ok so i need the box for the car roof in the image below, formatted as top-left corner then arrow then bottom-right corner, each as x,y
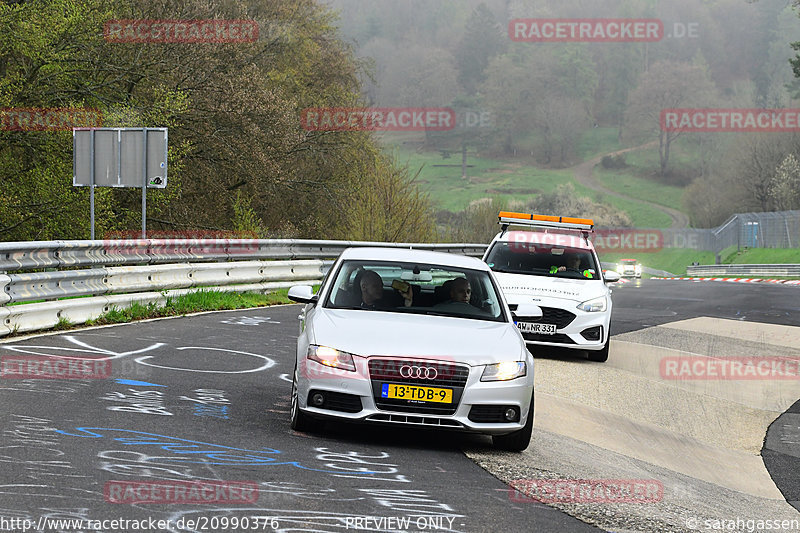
492,230 -> 595,251
339,247 -> 490,270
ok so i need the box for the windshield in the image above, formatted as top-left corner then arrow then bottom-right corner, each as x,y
323,260 -> 507,322
485,241 -> 600,280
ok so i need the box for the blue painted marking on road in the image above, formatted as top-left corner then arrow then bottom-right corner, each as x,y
53,427 -> 378,474
193,404 -> 229,419
114,379 -> 165,387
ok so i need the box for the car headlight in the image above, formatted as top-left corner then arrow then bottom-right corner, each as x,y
576,296 -> 607,312
481,361 -> 526,382
307,345 -> 356,372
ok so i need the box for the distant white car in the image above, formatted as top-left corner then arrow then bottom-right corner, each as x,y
618,258 -> 642,278
482,212 -> 620,362
287,247 -> 540,451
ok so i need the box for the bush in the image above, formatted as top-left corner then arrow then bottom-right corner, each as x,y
601,154 -> 627,169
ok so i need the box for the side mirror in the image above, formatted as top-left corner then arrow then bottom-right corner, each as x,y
511,303 -> 543,320
604,271 -> 621,283
288,285 -> 317,304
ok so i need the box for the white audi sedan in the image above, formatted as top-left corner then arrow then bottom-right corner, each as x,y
287,247 -> 540,451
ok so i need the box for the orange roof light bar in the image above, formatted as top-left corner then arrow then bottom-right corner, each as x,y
498,211 -> 594,230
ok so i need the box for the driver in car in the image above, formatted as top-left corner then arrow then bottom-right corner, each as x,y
550,253 -> 594,279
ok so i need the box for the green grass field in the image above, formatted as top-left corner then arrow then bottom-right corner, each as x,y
383,129 -> 705,230
594,167 -> 685,212
569,180 -> 674,228
576,127 -> 623,160
721,247 -> 800,264
390,146 -> 574,212
390,144 -> 674,228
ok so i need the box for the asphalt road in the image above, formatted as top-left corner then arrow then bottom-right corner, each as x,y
609,278 -> 800,334
0,307 -> 597,533
0,279 -> 797,533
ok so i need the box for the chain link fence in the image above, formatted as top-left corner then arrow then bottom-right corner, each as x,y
710,210 -> 800,252
657,210 -> 800,253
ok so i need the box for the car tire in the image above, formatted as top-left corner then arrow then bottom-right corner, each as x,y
290,364 -> 313,432
588,339 -> 610,363
492,393 -> 534,452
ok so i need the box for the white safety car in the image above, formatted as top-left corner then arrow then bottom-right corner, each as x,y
287,247 -> 540,451
618,258 -> 642,278
482,212 -> 620,362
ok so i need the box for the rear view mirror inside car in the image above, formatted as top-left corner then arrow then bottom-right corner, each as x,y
401,270 -> 433,282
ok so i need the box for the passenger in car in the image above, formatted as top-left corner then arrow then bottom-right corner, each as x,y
448,277 -> 472,303
434,277 -> 473,306
359,270 -> 413,309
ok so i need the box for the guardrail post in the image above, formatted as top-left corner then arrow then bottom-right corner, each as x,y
0,307 -> 10,337
0,275 -> 10,306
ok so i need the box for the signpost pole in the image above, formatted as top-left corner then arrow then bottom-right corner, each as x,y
142,128 -> 148,239
90,129 -> 95,240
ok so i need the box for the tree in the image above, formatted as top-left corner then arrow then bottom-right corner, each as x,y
0,0 -> 436,241
769,154 -> 800,211
533,95 -> 587,165
480,52 -> 539,155
336,155 -> 435,242
454,3 -> 507,95
399,48 -> 460,107
685,132 -> 800,226
625,60 -> 716,177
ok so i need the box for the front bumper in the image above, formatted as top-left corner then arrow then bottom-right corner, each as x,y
508,298 -> 611,351
295,357 -> 534,435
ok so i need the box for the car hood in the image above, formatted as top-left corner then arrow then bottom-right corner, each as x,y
309,308 -> 524,366
493,271 -> 608,304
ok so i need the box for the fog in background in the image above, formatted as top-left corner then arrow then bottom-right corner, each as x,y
323,0 -> 800,228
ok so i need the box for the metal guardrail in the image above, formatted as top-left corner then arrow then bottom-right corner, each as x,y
0,239 -> 487,273
0,260 -> 329,305
0,239 -> 488,337
686,264 -> 800,277
0,260 -> 330,337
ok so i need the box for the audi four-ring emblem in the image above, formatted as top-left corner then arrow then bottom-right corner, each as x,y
399,365 -> 438,379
